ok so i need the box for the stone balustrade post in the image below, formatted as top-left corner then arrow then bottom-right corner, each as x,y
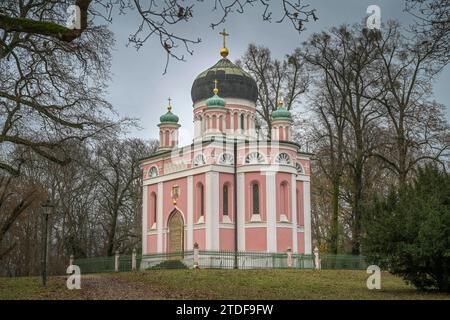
193,242 -> 199,269
286,247 -> 293,267
314,246 -> 321,270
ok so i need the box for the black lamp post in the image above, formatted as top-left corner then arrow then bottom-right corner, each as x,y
41,199 -> 54,286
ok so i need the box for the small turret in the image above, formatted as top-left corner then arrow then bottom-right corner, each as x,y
158,98 -> 180,150
271,99 -> 293,141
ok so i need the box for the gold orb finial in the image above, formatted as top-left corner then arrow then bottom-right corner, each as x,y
167,97 -> 172,112
219,28 -> 230,58
213,79 -> 219,95
278,98 -> 284,108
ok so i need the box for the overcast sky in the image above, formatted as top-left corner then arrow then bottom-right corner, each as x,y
104,0 -> 450,145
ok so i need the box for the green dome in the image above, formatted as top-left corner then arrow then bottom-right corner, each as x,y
206,94 -> 226,108
272,105 -> 292,120
159,111 -> 179,123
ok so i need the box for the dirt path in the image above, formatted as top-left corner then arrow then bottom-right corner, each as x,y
77,274 -> 159,300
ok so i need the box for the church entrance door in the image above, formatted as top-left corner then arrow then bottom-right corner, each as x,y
167,210 -> 184,259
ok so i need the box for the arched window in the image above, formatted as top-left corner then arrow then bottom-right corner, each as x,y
197,183 -> 204,218
252,183 -> 260,215
164,130 -> 170,146
212,114 -> 217,129
151,192 -> 157,226
280,182 -> 289,220
223,184 -> 229,216
296,188 -> 302,226
240,113 -> 245,130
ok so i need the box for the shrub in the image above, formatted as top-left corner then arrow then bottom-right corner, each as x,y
363,165 -> 450,292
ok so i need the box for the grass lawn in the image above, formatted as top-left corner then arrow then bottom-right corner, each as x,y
0,269 -> 449,300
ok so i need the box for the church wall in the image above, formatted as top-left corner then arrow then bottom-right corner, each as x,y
193,229 -> 206,250
296,181 -> 305,226
245,227 -> 267,251
219,228 -> 235,251
297,232 -> 305,254
276,227 -> 292,252
298,159 -> 311,175
147,234 -> 157,253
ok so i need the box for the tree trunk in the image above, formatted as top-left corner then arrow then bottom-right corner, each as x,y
329,177 -> 340,254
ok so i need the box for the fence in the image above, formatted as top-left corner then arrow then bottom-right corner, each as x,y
71,247 -> 368,274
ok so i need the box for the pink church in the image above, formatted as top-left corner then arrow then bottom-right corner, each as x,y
140,35 -> 312,261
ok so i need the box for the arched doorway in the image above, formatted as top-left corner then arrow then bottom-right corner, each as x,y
167,210 -> 184,259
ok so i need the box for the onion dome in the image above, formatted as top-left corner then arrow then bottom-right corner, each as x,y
191,29 -> 258,104
159,98 -> 179,124
272,100 -> 292,120
206,80 -> 226,108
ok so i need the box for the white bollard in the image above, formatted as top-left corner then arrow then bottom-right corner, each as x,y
115,250 -> 120,272
132,248 -> 137,271
69,254 -> 74,266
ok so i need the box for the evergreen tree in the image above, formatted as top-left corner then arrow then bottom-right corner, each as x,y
363,165 -> 450,292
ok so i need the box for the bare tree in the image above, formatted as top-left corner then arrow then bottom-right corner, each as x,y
0,1 -> 129,177
405,0 -> 450,67
237,44 -> 309,138
371,22 -> 450,185
0,176 -> 45,261
91,138 -> 156,256
302,25 -> 384,254
307,84 -> 347,253
0,0 -> 317,74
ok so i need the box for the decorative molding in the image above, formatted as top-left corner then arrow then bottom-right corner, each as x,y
275,153 -> 291,165
148,166 -> 159,178
303,180 -> 312,254
142,185 -> 148,255
218,152 -> 234,165
143,165 -> 234,185
291,173 -> 298,253
237,173 -> 246,250
266,173 -> 277,252
157,182 -> 163,253
250,214 -> 262,222
193,153 -> 206,167
187,175 -> 194,250
245,152 -> 266,164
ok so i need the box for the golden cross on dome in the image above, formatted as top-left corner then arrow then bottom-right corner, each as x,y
167,97 -> 172,112
219,29 -> 229,48
278,98 -> 284,108
219,28 -> 230,58
213,79 -> 219,95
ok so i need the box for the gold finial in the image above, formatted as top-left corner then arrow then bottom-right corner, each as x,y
213,79 -> 219,95
219,28 -> 229,58
167,97 -> 172,112
278,98 -> 284,108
